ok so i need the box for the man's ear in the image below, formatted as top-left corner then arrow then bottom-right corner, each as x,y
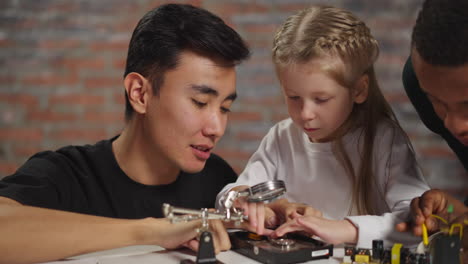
353,74 -> 369,104
124,73 -> 151,115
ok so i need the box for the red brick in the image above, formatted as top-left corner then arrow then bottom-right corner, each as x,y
27,110 -> 78,122
90,41 -> 129,52
48,2 -> 80,12
49,129 -> 107,142
207,2 -> 269,18
0,162 -> 19,177
242,96 -> 284,107
54,57 -> 105,70
114,93 -> 126,105
372,18 -> 415,29
49,94 -> 105,105
272,112 -> 289,123
13,145 -> 42,157
215,149 -> 252,160
0,94 -> 38,106
384,92 -> 409,103
248,74 -> 277,85
246,37 -> 275,49
145,0 -> 174,9
188,0 -> 202,7
0,75 -> 16,84
276,3 -> 313,13
247,57 -> 276,67
16,18 -> 39,29
85,77 -> 122,89
244,24 -> 277,34
0,128 -> 43,141
235,131 -> 265,141
84,111 -> 123,124
22,73 -> 78,86
0,39 -> 13,48
113,58 -> 127,69
113,21 -> 138,33
419,147 -> 458,159
38,39 -> 81,49
229,111 -> 262,122
145,0 -> 201,10
379,54 -> 405,66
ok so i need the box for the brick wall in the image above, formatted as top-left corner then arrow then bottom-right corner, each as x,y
0,0 -> 466,198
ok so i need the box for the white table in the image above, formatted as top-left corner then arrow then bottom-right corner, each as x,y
39,245 -> 344,264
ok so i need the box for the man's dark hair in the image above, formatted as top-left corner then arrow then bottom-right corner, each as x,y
412,0 -> 468,66
123,4 -> 250,120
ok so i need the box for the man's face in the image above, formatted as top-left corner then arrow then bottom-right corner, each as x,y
145,51 -> 236,173
412,48 -> 468,146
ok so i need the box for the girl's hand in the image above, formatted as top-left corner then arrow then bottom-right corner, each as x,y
272,216 -> 358,245
229,186 -> 275,235
268,198 -> 322,223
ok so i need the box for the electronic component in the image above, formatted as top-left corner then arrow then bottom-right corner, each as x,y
163,180 -> 287,264
340,241 -> 431,264
229,231 -> 333,264
431,234 -> 461,264
354,253 -> 370,263
372,239 -> 384,262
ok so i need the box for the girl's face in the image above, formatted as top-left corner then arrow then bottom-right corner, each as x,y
278,60 -> 365,142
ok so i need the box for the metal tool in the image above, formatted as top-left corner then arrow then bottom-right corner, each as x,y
164,180 -> 287,226
162,180 -> 286,264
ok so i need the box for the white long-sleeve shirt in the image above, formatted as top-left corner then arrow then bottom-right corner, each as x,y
218,118 -> 430,248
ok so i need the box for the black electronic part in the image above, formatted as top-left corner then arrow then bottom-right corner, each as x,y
180,231 -> 223,264
381,249 -> 391,264
400,247 -> 411,264
431,234 -> 461,264
196,231 -> 218,263
372,239 -> 384,261
344,245 -> 355,261
356,248 -> 371,256
408,253 -> 430,264
229,231 -> 333,264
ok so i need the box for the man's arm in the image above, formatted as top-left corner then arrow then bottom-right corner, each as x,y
0,197 -> 229,264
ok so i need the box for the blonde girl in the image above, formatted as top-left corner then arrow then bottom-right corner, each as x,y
218,5 -> 429,248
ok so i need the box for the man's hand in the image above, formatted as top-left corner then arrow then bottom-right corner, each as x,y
181,219 -> 231,254
396,189 -> 468,236
145,218 -> 231,254
272,216 -> 357,245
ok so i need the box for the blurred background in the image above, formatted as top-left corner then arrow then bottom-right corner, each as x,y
0,0 -> 466,199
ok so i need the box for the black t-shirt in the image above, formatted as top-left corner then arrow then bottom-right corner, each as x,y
403,57 -> 468,205
0,137 -> 237,218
